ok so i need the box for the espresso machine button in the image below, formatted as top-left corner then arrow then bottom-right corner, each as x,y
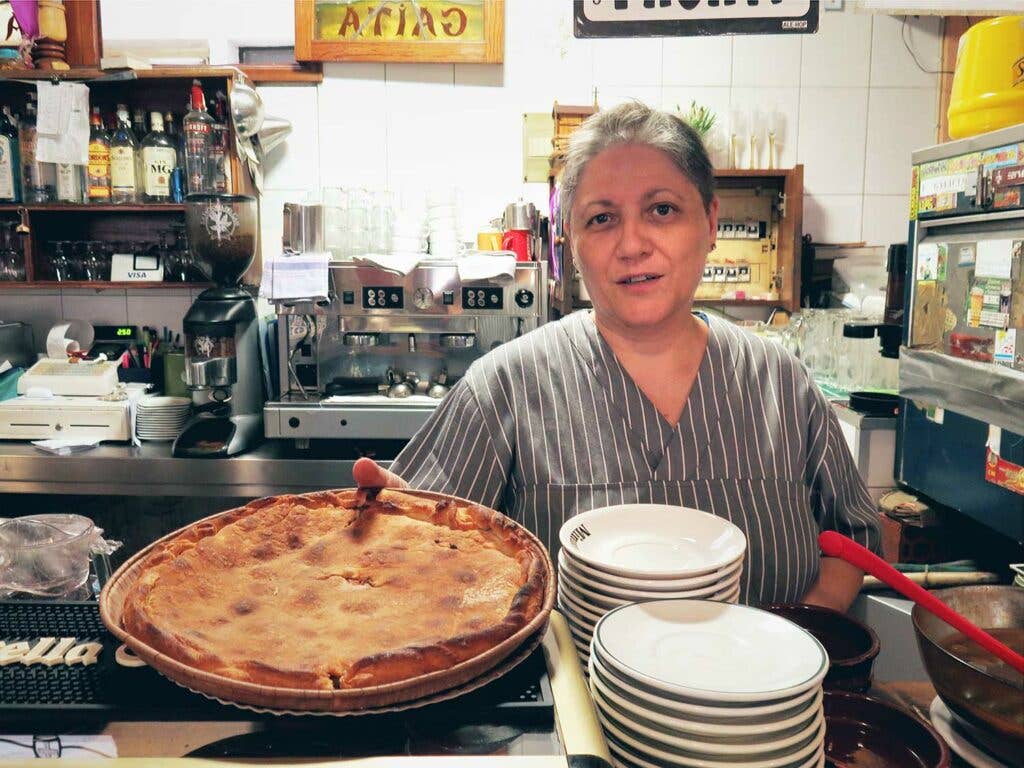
515,289 -> 535,308
342,291 -> 355,305
288,416 -> 301,429
442,291 -> 454,305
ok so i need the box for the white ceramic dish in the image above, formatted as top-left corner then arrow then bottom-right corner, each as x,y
562,574 -> 740,616
590,653 -> 822,721
560,558 -> 742,604
589,664 -> 822,738
606,736 -> 825,768
594,601 -> 828,703
559,504 -> 746,579
560,549 -> 744,594
138,396 -> 191,408
598,708 -> 825,768
594,685 -> 824,756
928,697 -> 1007,768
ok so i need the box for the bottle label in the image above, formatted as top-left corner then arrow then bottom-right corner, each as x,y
110,146 -> 137,192
143,146 -> 176,195
56,163 -> 81,202
0,136 -> 13,199
88,141 -> 111,198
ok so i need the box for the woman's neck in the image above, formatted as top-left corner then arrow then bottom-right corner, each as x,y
594,310 -> 708,367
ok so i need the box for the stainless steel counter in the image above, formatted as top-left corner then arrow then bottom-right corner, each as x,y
0,442 -> 367,497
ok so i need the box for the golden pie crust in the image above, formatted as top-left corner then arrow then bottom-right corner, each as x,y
121,489 -> 548,690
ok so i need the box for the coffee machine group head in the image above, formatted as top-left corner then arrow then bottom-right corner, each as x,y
173,194 -> 265,458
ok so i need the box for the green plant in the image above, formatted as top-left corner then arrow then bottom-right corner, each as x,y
680,100 -> 716,137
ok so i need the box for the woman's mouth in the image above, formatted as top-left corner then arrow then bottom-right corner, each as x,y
617,273 -> 663,286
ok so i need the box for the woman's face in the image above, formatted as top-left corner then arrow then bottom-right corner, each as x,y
568,143 -> 718,336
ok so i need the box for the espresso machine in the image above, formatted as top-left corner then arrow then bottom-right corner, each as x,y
172,194 -> 265,458
264,260 -> 547,449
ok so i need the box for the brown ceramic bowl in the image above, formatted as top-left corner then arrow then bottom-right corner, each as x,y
824,691 -> 950,768
762,603 -> 880,693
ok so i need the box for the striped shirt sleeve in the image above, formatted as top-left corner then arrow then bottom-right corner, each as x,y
804,378 -> 882,554
389,369 -> 513,512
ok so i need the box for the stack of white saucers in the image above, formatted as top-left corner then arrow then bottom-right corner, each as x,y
590,600 -> 828,768
135,396 -> 191,442
557,504 -> 746,664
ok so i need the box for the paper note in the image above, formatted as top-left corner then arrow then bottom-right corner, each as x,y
995,328 -> 1016,367
35,82 -> 90,165
917,243 -> 938,281
975,239 -> 1013,279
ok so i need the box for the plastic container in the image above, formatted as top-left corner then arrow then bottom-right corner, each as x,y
948,15 -> 1024,139
0,514 -> 120,598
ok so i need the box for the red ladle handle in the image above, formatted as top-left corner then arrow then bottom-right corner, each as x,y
819,531 -> 1024,675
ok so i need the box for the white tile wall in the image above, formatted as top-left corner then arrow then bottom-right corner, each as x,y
797,88 -> 869,195
60,289 -> 129,327
125,290 -> 192,342
864,88 -> 938,195
801,8 -> 872,88
869,15 -> 942,89
862,195 -> 913,247
593,38 -> 663,89
663,36 -> 732,87
731,34 -> 801,88
804,195 -> 864,245
0,290 -> 62,353
260,86 -> 321,194
728,87 -> 800,170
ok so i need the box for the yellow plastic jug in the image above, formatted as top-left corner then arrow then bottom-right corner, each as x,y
948,15 -> 1024,139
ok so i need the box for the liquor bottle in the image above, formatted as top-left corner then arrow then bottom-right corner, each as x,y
55,163 -> 87,203
87,106 -> 112,203
131,108 -> 147,143
0,107 -> 22,203
110,104 -> 140,203
164,111 -> 186,202
20,98 -> 56,202
141,111 -> 177,202
210,91 -> 231,193
182,79 -> 214,195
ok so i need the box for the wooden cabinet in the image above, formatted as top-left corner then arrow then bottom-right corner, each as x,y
549,166 -> 804,317
0,67 -> 255,289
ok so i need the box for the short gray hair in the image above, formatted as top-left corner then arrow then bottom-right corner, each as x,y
560,101 -> 716,225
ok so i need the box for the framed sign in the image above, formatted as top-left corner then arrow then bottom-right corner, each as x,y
295,0 -> 504,63
574,0 -> 819,38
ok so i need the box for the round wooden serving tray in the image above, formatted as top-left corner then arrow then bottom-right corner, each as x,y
100,488 -> 555,714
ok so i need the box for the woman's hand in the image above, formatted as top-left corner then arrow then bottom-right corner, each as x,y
352,457 -> 408,490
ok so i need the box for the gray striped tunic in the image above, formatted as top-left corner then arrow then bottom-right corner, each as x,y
392,310 -> 880,605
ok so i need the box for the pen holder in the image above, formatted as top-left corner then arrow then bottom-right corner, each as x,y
162,352 -> 188,397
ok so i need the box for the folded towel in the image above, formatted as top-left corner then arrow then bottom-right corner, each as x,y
352,253 -> 424,276
260,252 -> 331,300
457,252 -> 517,282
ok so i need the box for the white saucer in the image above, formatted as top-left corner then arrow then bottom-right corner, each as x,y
589,653 -> 823,720
594,600 -> 828,702
561,549 -> 744,592
560,557 -> 742,603
559,504 -> 746,578
929,697 -> 1009,768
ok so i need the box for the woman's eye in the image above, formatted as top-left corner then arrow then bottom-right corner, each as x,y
588,212 -> 612,227
653,203 -> 676,217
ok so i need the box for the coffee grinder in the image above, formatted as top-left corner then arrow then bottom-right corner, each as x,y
173,194 -> 264,458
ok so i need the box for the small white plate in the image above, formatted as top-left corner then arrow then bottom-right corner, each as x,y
928,697 -> 1008,768
560,504 -> 746,578
559,587 -> 608,625
590,661 -> 822,738
598,707 -> 825,768
562,574 -> 740,616
590,653 -> 822,721
594,600 -> 828,702
139,395 -> 191,407
561,549 -> 744,594
607,736 -> 825,768
560,560 -> 741,606
594,685 -> 824,756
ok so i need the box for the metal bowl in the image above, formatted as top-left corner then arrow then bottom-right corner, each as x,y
912,586 -> 1024,744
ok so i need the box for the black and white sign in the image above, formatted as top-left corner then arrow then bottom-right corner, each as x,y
574,0 -> 820,38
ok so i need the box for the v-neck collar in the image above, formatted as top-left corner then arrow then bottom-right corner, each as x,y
564,311 -> 726,471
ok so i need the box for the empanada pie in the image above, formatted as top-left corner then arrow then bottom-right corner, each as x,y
121,489 -> 549,690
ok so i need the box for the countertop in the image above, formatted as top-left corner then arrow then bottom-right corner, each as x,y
0,441 -> 364,497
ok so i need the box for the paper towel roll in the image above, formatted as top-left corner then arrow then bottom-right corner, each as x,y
46,320 -> 94,359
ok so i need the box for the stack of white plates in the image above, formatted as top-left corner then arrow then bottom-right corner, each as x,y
135,396 -> 191,442
557,504 -> 746,664
590,600 -> 828,768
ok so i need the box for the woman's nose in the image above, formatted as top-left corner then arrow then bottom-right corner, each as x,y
616,215 -> 651,260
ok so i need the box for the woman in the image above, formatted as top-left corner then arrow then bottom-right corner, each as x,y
354,102 -> 878,611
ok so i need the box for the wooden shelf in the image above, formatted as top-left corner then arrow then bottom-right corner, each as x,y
1,282 -> 212,290
0,66 -> 242,82
0,204 -> 184,213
